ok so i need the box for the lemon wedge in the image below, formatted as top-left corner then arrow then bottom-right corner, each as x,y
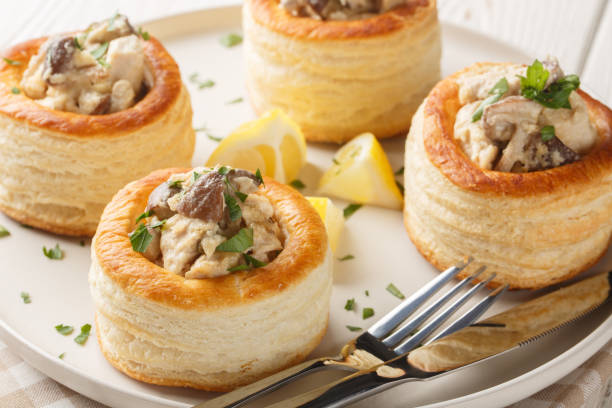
306,196 -> 344,254
318,133 -> 403,209
206,109 -> 307,183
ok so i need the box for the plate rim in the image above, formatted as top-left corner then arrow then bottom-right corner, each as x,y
0,3 -> 610,408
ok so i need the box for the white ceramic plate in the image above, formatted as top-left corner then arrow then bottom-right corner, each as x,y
1,5 -> 611,408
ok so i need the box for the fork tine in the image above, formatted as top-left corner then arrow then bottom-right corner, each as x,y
426,283 -> 509,344
393,273 -> 497,354
382,266 -> 486,347
368,257 -> 473,338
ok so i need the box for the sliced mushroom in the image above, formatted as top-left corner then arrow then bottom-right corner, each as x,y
44,37 -> 75,84
141,223 -> 162,262
542,56 -> 565,88
483,96 -> 543,143
175,171 -> 226,222
146,182 -> 181,220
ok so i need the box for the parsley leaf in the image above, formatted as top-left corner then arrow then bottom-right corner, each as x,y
193,171 -> 202,181
73,36 -> 83,51
0,224 -> 10,237
332,158 -> 340,165
472,77 -> 509,122
338,254 -> 354,261
74,324 -> 91,345
58,352 -> 65,359
20,292 -> 31,304
343,204 -> 362,219
235,191 -> 248,202
129,224 -> 152,253
365,290 -> 370,296
43,244 -> 64,260
344,298 -> 355,311
207,133 -> 223,142
224,192 -> 242,221
346,325 -> 362,332
135,210 -> 152,223
227,263 -> 250,272
55,324 -> 74,335
79,240 -> 85,247
244,253 -> 268,268
216,228 -> 253,252
138,27 -> 150,41
255,169 -> 264,186
289,179 -> 306,190
362,307 -> 375,319
218,166 -> 230,176
386,283 -> 405,300
3,57 -> 21,66
168,179 -> 183,189
188,73 -> 214,89
226,97 -> 243,104
220,33 -> 243,47
90,42 -> 109,60
394,166 -> 404,176
541,125 -> 555,142
396,180 -> 404,195
519,60 -> 579,109
11,87 -> 20,94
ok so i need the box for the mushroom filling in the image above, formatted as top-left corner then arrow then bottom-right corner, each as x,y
130,167 -> 285,279
20,14 -> 152,115
453,57 -> 597,173
280,0 -> 407,20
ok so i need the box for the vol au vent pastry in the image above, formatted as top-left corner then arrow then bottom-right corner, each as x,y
404,58 -> 612,289
0,14 -> 195,236
89,166 -> 332,390
243,0 -> 441,143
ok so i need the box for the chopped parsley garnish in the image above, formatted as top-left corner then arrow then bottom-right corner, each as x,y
235,191 -> 248,202
346,325 -> 362,332
135,210 -> 153,223
362,307 -> 375,319
11,87 -> 20,94
472,77 -> 509,122
138,27 -> 150,41
55,324 -> 74,336
226,97 -> 243,104
188,73 -> 215,89
289,179 -> 306,190
244,253 -> 267,268
541,125 -> 555,142
224,191 -> 242,221
58,353 -> 65,360
96,57 -> 110,68
227,264 -> 250,272
3,57 -> 21,66
365,290 -> 370,296
338,254 -> 354,261
90,42 -> 109,60
168,179 -> 183,188
394,166 -> 404,176
73,36 -> 83,51
207,133 -> 223,142
43,244 -> 64,260
129,224 -> 152,253
386,283 -> 405,300
74,324 -> 91,345
218,166 -> 230,176
79,240 -> 85,247
20,292 -> 31,304
255,168 -> 264,186
220,33 -> 243,47
0,224 -> 10,237
216,228 -> 253,252
343,203 -> 362,219
396,180 -> 404,195
193,171 -> 202,181
344,298 -> 355,311
519,59 -> 580,109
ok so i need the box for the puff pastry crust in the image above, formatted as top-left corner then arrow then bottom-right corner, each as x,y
0,36 -> 195,236
243,0 -> 441,143
404,63 -> 612,289
89,168 -> 332,391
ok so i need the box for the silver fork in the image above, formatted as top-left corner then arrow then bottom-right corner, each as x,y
199,257 -> 508,408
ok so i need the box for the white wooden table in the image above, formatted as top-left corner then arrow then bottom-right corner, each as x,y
0,1 -> 611,407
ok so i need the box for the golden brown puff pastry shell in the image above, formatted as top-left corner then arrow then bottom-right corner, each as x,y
0,36 -> 195,236
243,0 -> 441,143
89,168 -> 332,391
404,63 -> 612,289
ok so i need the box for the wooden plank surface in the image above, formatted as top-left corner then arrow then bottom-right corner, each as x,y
582,0 -> 612,104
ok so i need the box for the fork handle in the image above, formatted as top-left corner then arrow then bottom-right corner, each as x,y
195,357 -> 332,408
267,369 -> 408,408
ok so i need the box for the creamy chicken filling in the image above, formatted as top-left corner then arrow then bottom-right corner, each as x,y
453,58 -> 597,172
20,14 -> 152,115
130,167 -> 285,279
280,0 -> 407,20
